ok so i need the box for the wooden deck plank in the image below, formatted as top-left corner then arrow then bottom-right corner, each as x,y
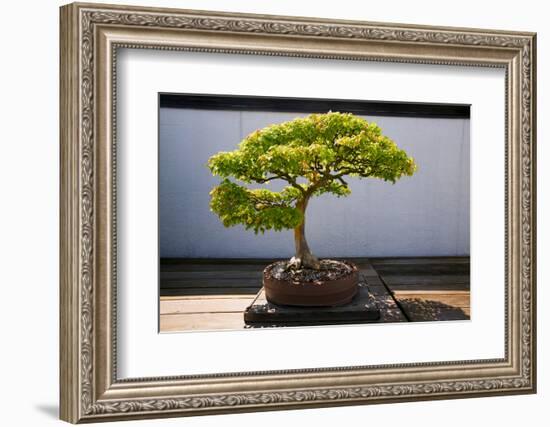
160,312 -> 245,332
161,271 -> 262,280
160,278 -> 262,288
160,258 -> 279,273
160,297 -> 255,315
161,258 -> 279,265
160,287 -> 261,296
373,265 -> 470,276
160,264 -> 270,273
160,294 -> 250,300
385,283 -> 470,291
369,257 -> 470,268
392,289 -> 470,321
398,301 -> 470,321
392,291 -> 470,309
380,275 -> 470,285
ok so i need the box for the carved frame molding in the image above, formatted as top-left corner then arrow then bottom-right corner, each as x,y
60,2 -> 536,423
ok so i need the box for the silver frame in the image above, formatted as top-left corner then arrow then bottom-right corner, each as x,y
60,2 -> 536,423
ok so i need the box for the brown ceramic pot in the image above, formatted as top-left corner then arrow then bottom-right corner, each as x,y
263,261 -> 359,307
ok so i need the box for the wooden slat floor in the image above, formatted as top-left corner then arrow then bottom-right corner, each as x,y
160,257 -> 470,332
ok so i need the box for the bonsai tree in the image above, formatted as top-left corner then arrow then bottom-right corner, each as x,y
208,112 -> 417,270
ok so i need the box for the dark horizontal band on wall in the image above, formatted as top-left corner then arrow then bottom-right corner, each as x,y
159,93 -> 470,119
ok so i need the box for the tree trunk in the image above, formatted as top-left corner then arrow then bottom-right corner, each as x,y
290,196 -> 321,270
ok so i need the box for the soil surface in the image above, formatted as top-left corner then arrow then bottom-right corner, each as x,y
265,259 -> 356,284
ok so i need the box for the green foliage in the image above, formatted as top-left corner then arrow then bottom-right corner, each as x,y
208,112 -> 417,233
209,180 -> 303,233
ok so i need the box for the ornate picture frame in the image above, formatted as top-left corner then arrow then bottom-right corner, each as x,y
60,2 -> 536,423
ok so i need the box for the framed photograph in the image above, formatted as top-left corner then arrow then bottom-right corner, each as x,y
60,2 -> 536,423
158,93 -> 471,332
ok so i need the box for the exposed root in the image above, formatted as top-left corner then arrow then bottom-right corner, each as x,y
288,254 -> 321,270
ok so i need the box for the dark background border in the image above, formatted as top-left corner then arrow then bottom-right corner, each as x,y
160,93 -> 471,119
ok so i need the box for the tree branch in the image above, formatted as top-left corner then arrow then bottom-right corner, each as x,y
336,176 -> 348,186
250,175 -> 283,184
269,170 -> 307,195
248,193 -> 294,209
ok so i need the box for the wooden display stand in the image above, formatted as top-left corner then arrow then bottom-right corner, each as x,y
244,282 -> 380,326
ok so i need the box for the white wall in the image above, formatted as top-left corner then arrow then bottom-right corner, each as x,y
160,108 -> 469,258
0,1 -> 547,427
